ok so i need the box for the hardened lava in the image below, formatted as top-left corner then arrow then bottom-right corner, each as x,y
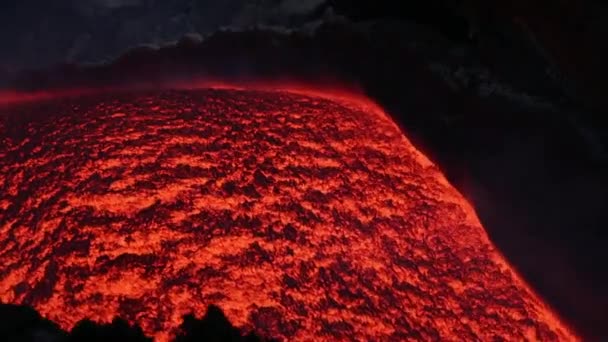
0,86 -> 576,341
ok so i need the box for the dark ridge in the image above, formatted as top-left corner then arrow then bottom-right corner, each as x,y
173,306 -> 265,342
0,302 -> 274,342
67,319 -> 151,342
0,303 -> 66,341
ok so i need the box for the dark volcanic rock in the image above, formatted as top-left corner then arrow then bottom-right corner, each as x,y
0,302 -> 268,342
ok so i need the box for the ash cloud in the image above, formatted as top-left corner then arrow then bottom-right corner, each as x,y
0,0 -> 328,73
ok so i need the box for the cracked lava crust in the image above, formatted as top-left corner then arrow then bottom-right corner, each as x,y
0,87 -> 576,341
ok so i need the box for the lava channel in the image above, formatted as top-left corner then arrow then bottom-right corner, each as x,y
0,85 -> 577,341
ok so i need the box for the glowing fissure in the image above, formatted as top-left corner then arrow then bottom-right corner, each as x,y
0,85 -> 577,341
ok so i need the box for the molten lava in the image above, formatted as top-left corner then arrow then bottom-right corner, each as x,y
0,85 -> 576,341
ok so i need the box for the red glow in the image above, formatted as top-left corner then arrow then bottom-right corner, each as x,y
0,82 -> 578,341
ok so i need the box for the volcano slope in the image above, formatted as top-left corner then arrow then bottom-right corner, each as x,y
0,87 -> 576,341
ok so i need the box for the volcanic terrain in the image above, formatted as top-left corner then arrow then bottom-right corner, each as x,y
0,86 -> 576,341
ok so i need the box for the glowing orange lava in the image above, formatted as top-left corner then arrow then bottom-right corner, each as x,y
0,85 -> 577,341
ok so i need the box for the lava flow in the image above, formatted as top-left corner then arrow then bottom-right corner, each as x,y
0,85 -> 576,341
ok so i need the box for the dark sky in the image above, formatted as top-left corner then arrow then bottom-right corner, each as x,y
0,0 -> 325,74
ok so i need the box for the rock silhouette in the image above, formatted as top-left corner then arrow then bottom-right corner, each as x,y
1,302 -> 268,342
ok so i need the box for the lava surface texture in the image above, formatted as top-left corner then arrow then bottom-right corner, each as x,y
0,87 -> 575,341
